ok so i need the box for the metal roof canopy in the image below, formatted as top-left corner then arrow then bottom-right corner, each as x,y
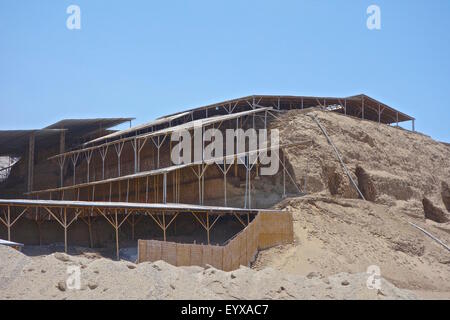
83,113 -> 190,147
163,94 -> 414,122
28,161 -> 194,194
345,94 -> 414,122
48,107 -> 272,160
0,198 -> 282,214
30,141 -> 297,195
79,94 -> 413,150
0,118 -> 134,157
45,118 -> 135,139
0,129 -> 66,157
0,198 -> 285,260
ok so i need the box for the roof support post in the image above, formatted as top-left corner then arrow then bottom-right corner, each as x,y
198,166 -> 202,204
59,130 -> 65,154
7,205 -> 11,241
131,214 -> 135,241
217,159 -> 233,207
162,212 -> 166,241
157,136 -> 160,168
412,119 -> 415,132
57,156 -> 66,188
378,104 -> 381,124
233,212 -> 247,227
145,176 -> 149,203
70,153 -> 79,186
361,97 -> 365,120
150,135 -> 167,169
58,131 -> 65,187
244,156 -> 249,209
115,209 -> 119,260
27,133 -> 35,193
201,172 -> 205,205
94,207 -> 130,261
133,137 -> 138,174
265,110 -> 268,129
163,172 -> 167,204
1,206 -> 28,242
248,165 -> 252,209
114,142 -> 125,177
224,170 -> 227,206
137,138 -> 147,172
85,150 -> 93,183
64,208 -> 67,253
126,179 -> 130,202
87,213 -> 93,248
99,146 -> 108,180
206,212 -> 210,245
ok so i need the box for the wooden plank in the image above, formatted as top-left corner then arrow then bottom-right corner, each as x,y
202,245 -> 213,266
190,244 -> 203,266
161,241 -> 177,266
211,246 -> 223,270
148,240 -> 162,262
176,243 -> 191,266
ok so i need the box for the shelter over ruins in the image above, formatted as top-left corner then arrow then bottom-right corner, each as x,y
0,94 -> 415,260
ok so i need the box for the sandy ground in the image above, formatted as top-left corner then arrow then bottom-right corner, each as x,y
0,245 -> 415,300
253,196 -> 450,299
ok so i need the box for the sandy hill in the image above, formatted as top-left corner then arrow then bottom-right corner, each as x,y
253,109 -> 450,298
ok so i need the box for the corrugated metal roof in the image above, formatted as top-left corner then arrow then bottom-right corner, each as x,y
83,113 -> 189,146
48,107 -> 272,160
0,118 -> 135,157
0,198 -> 283,214
0,129 -> 65,156
46,118 -> 134,140
45,118 -> 134,130
81,94 -> 413,149
149,107 -> 272,137
162,94 -> 415,122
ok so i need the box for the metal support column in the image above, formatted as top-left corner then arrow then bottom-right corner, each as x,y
27,133 -> 35,192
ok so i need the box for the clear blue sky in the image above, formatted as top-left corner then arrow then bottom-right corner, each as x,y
1,0 -> 449,141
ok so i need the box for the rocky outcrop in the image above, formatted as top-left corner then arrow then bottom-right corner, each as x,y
355,166 -> 416,203
323,166 -> 359,199
441,181 -> 450,212
422,197 -> 449,223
